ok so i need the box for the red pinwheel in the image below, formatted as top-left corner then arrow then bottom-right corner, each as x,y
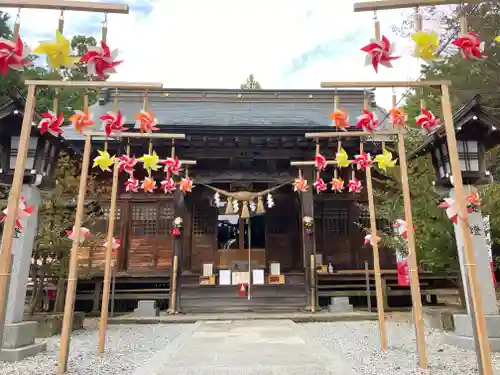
1,196 -> 35,232
103,237 -> 120,255
356,110 -> 381,132
315,154 -> 327,171
38,111 -> 64,137
160,177 -> 177,194
124,177 -> 139,192
100,110 -> 128,136
452,32 -> 486,61
353,152 -> 373,170
313,177 -> 327,194
66,226 -> 91,244
439,198 -> 458,224
81,41 -> 123,79
0,36 -> 32,76
348,178 -> 363,193
361,36 -> 400,73
415,108 -> 440,133
162,156 -> 183,175
117,155 -> 137,175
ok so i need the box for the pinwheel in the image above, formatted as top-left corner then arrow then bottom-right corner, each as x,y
100,110 -> 128,136
180,177 -> 194,194
374,148 -> 397,172
117,155 -> 137,175
452,32 -> 486,61
331,177 -> 344,193
135,109 -> 159,134
0,36 -> 31,75
495,36 -> 500,43
69,110 -> 94,134
103,237 -> 120,255
141,177 -> 156,193
161,177 -> 177,194
360,35 -> 400,73
92,150 -> 115,172
80,40 -> 122,79
38,111 -> 64,137
0,196 -> 35,232
335,147 -> 351,168
293,177 -> 308,193
415,108 -> 440,132
139,151 -> 161,172
348,177 -> 362,193
439,198 -> 458,224
466,191 -> 481,212
162,156 -> 182,175
330,108 -> 351,131
364,233 -> 382,245
393,219 -> 416,239
353,152 -> 372,170
356,110 -> 381,132
66,226 -> 91,244
33,30 -> 80,70
315,154 -> 327,171
313,177 -> 327,194
411,31 -> 439,61
124,177 -> 139,192
390,108 -> 408,129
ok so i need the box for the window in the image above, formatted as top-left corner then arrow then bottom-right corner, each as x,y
218,214 -> 239,249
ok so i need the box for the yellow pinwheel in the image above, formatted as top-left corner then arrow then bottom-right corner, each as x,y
374,148 -> 398,172
411,31 -> 439,61
335,147 -> 351,168
139,151 -> 161,171
92,150 -> 115,172
495,36 -> 500,43
33,30 -> 80,70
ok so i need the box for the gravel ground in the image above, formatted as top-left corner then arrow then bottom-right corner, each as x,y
0,323 -> 189,375
303,321 -> 500,375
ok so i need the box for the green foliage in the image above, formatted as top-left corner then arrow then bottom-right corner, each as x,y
240,74 -> 262,89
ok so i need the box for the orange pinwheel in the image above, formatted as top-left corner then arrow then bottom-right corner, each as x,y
141,177 -> 156,193
135,109 -> 159,134
390,108 -> 408,129
466,191 -> 481,209
69,110 -> 94,134
329,108 -> 351,131
180,177 -> 194,194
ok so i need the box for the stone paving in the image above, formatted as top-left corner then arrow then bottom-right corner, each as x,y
132,319 -> 360,375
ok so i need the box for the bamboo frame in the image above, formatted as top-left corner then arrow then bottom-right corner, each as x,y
98,161 -> 119,355
305,130 -> 400,138
321,80 -> 448,88
0,0 -> 129,13
24,80 -> 163,89
84,131 -> 186,140
353,0 -> 490,12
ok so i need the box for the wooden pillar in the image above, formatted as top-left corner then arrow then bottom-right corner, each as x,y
169,190 -> 185,313
300,166 -> 315,310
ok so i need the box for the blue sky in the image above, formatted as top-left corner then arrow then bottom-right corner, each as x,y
1,0 -> 424,108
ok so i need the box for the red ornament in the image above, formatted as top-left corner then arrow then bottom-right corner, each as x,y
100,110 -> 128,136
172,227 -> 181,237
361,36 -> 400,73
356,110 -> 381,132
81,40 -> 123,79
0,36 -> 31,76
315,154 -> 327,171
38,111 -> 64,137
415,108 -> 440,133
313,177 -> 328,194
452,32 -> 486,61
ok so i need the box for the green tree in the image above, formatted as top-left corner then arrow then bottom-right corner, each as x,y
240,74 -> 262,89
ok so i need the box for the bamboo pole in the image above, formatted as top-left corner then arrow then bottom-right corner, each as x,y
441,83 -> 493,375
0,84 -> 36,347
310,254 -> 316,312
24,80 -> 163,89
170,255 -> 178,312
247,217 -> 252,301
98,161 -> 119,355
353,0 -> 489,12
85,131 -> 186,140
305,130 -> 400,138
320,80 -> 448,88
0,0 -> 129,13
57,135 -> 92,375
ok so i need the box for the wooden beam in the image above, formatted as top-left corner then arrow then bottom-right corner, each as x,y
24,80 -> 162,89
320,80 -> 449,88
305,130 -> 400,138
85,131 -> 185,140
353,0 -> 488,12
0,0 -> 129,14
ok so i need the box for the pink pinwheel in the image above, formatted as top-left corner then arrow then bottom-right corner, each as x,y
0,196 -> 35,232
161,177 -> 177,194
38,111 -> 64,137
439,198 -> 458,224
66,226 -> 91,244
162,156 -> 183,175
452,32 -> 486,61
117,155 -> 137,175
315,154 -> 327,171
364,233 -> 382,245
294,176 -> 308,193
103,237 -> 120,255
415,108 -> 440,133
0,36 -> 32,76
313,177 -> 328,194
361,35 -> 400,73
348,178 -> 363,193
124,177 -> 139,192
353,152 -> 373,170
100,110 -> 128,136
80,41 -> 122,79
356,110 -> 381,132
393,219 -> 416,239
331,177 -> 344,193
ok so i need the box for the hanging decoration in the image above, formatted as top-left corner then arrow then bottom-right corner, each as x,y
81,41 -> 122,79
232,199 -> 240,213
249,200 -> 256,212
139,151 -> 161,172
335,146 -> 351,168
390,107 -> 408,129
315,154 -> 327,171
160,176 -> 176,194
393,219 -> 416,240
172,217 -> 183,237
313,176 -> 328,194
294,170 -> 308,193
415,108 -> 440,133
453,32 -> 486,61
439,198 -> 458,224
466,191 -> 481,212
303,216 -> 314,240
101,110 -> 128,136
330,108 -> 351,131
141,177 -> 156,193
495,35 -> 500,43
0,196 -> 35,233
103,237 -> 120,255
66,226 -> 91,244
331,177 -> 344,193
353,152 -> 373,171
374,147 -> 398,172
0,36 -> 31,76
361,36 -> 400,73
136,109 -> 159,134
412,31 -> 439,61
125,177 -> 139,192
266,193 -> 275,208
38,111 -> 64,137
356,109 -> 381,132
348,176 -> 363,193
33,30 -> 79,70
69,109 -> 94,134
117,155 -> 137,175
163,156 -> 182,176
364,233 -> 382,245
93,150 -> 115,172
214,192 -> 221,207
180,168 -> 194,195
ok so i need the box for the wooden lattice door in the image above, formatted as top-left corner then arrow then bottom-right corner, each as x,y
190,198 -> 216,272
